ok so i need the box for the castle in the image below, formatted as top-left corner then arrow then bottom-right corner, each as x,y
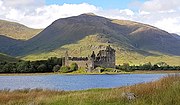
63,45 -> 115,71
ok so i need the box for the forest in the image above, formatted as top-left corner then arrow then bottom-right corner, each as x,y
116,62 -> 180,72
0,57 -> 62,73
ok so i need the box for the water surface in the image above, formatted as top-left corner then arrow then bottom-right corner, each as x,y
0,74 -> 167,91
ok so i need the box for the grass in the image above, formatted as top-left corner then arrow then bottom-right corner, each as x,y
0,70 -> 179,76
0,74 -> 179,105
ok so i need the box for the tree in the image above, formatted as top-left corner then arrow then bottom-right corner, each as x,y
59,66 -> 70,73
9,63 -> 17,73
122,63 -> 131,72
53,65 -> 60,72
70,63 -> 78,71
152,64 -> 159,70
47,57 -> 62,71
2,63 -> 12,73
0,65 -> 3,72
16,61 -> 31,73
37,64 -> 47,72
142,62 -> 152,70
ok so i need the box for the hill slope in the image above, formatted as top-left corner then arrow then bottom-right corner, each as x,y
172,33 -> 180,40
0,53 -> 19,62
16,14 -> 180,55
0,14 -> 180,65
16,14 -> 133,56
0,35 -> 23,55
23,34 -> 180,65
0,20 -> 42,40
111,19 -> 180,55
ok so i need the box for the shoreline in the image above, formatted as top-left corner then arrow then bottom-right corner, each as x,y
0,70 -> 179,76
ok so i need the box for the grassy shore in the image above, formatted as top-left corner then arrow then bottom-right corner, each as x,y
0,74 -> 179,105
129,70 -> 180,74
0,70 -> 179,76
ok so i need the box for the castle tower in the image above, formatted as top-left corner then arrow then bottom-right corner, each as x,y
105,45 -> 116,68
64,51 -> 69,66
93,45 -> 116,68
88,51 -> 96,71
91,51 -> 96,60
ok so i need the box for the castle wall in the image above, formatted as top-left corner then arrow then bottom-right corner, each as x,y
64,57 -> 94,70
63,45 -> 116,70
66,60 -> 89,68
95,59 -> 115,68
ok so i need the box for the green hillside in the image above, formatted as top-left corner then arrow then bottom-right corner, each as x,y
0,20 -> 42,40
0,53 -> 19,62
23,34 -> 180,66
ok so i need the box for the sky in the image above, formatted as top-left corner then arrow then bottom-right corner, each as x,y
0,0 -> 180,35
45,0 -> 145,10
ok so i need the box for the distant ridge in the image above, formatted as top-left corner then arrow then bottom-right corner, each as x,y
0,20 -> 42,40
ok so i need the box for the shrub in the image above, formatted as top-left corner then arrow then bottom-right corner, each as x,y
70,63 -> 78,71
53,65 -> 61,72
104,68 -> 114,72
59,66 -> 70,73
142,62 -> 152,70
37,64 -> 47,72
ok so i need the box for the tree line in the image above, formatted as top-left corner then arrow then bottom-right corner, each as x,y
0,57 -> 179,73
0,57 -> 62,73
116,62 -> 180,72
0,57 -> 79,73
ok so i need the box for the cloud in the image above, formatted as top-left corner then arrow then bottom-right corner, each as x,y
141,0 -> 180,12
95,9 -> 135,21
123,0 -> 180,34
154,17 -> 180,34
33,3 -> 99,28
119,9 -> 134,16
137,0 -> 180,34
139,11 -> 150,15
0,1 -> 99,28
0,0 -> 180,35
2,0 -> 45,9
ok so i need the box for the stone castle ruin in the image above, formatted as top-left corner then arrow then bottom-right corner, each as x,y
63,45 -> 115,71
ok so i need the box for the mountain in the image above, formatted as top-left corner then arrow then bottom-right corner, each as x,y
16,14 -> 134,55
0,20 -> 42,40
16,14 -> 180,55
0,14 -> 180,65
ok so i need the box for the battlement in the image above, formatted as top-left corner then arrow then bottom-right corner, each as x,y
68,57 -> 88,61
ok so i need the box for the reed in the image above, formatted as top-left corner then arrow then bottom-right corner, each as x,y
0,74 -> 179,105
